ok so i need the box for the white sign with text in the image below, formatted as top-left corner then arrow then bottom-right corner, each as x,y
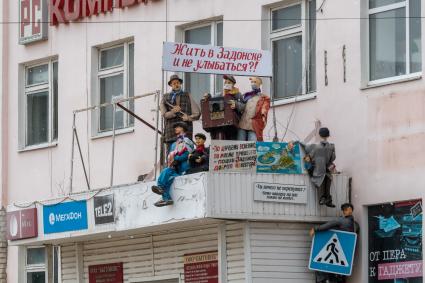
162,42 -> 273,77
254,182 -> 308,204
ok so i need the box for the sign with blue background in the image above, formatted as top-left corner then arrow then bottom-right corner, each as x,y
256,142 -> 303,174
43,201 -> 88,234
309,229 -> 357,276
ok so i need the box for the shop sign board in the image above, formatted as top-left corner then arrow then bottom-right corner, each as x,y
184,251 -> 218,283
94,194 -> 115,225
19,0 -> 48,44
43,200 -> 88,234
162,42 -> 273,77
7,208 -> 38,240
254,182 -> 307,204
89,262 -> 123,283
368,199 -> 423,282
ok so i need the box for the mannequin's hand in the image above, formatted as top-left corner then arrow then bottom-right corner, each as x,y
229,100 -> 236,109
309,228 -> 315,237
182,114 -> 190,121
171,106 -> 181,113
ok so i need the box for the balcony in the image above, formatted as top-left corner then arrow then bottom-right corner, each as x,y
7,172 -> 350,245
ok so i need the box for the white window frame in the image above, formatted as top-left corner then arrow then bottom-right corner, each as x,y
25,246 -> 47,283
268,0 -> 316,101
95,41 -> 134,135
21,59 -> 58,150
183,21 -> 223,95
367,0 -> 422,86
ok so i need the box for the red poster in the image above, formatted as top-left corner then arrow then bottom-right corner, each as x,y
89,263 -> 123,283
184,251 -> 218,283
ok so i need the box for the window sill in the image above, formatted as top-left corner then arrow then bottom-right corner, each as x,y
271,92 -> 317,107
91,127 -> 134,140
363,73 -> 422,90
18,142 -> 58,153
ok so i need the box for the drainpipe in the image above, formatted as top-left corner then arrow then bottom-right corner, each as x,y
1,0 -> 9,209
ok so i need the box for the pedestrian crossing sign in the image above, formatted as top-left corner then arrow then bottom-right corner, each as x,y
309,229 -> 357,276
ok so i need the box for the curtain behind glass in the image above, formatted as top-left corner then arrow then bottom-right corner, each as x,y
100,74 -> 124,132
27,91 -> 49,146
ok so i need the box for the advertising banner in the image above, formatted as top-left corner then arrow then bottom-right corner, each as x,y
209,140 -> 257,172
162,42 -> 273,77
368,199 -> 423,282
256,142 -> 303,174
43,201 -> 88,234
184,251 -> 218,283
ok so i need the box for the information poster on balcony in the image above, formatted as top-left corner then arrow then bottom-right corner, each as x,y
256,142 -> 304,174
368,199 -> 423,283
254,182 -> 307,204
209,140 -> 256,172
184,251 -> 218,283
162,42 -> 273,77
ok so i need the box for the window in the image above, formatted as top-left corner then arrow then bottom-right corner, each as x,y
97,42 -> 134,133
369,0 -> 421,82
184,22 -> 223,101
270,0 -> 316,100
25,247 -> 46,283
24,246 -> 60,283
23,60 -> 58,147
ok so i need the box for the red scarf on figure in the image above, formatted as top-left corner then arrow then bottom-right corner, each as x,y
196,144 -> 206,153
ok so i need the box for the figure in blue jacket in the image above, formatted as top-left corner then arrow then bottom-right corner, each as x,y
152,122 -> 194,207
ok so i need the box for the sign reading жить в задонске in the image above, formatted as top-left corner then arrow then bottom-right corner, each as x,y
254,182 -> 307,204
162,42 -> 273,77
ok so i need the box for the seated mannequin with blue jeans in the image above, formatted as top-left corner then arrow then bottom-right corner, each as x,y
152,122 -> 194,207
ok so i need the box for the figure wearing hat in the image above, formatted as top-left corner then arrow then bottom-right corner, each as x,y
152,122 -> 194,207
203,75 -> 245,140
238,77 -> 270,141
160,75 -> 200,149
290,127 -> 336,207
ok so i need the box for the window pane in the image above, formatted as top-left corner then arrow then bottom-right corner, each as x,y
27,91 -> 49,146
128,43 -> 135,126
369,0 -> 404,9
272,5 -> 302,31
215,22 -> 224,94
100,74 -> 124,132
308,0 -> 317,92
185,25 -> 212,99
185,25 -> 211,45
369,8 -> 406,81
53,62 -> 58,141
27,272 -> 45,283
273,36 -> 303,99
27,64 -> 48,86
27,248 -> 46,265
410,0 -> 421,73
100,46 -> 124,69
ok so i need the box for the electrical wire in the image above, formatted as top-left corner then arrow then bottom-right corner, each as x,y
0,17 -> 424,24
